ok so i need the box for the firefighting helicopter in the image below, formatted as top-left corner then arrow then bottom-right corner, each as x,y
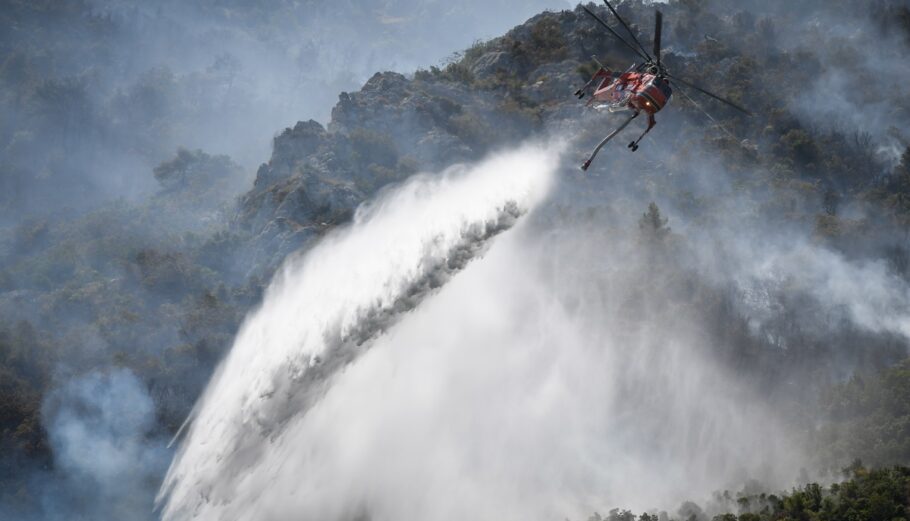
576,0 -> 752,171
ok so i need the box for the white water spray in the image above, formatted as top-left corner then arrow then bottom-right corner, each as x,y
160,141 -> 808,521
158,143 -> 561,520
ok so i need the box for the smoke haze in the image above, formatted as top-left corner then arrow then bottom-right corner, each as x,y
2,0 -> 910,519
37,369 -> 170,520
0,0 -> 570,219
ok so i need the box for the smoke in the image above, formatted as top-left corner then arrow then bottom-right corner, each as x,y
690,0 -> 910,167
5,1 -> 910,519
788,22 -> 910,166
37,368 -> 169,520
691,227 -> 910,341
0,0 -> 572,219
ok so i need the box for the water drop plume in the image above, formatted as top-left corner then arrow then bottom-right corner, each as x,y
158,142 -> 562,520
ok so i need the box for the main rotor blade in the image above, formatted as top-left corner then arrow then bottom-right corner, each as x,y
602,0 -> 652,61
581,5 -> 651,62
653,10 -> 663,66
674,83 -> 740,141
667,73 -> 753,116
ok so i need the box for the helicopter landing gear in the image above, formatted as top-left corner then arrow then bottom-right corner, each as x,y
627,113 -> 656,152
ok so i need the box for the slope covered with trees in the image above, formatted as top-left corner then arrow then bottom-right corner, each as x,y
586,464 -> 910,521
1,0 -> 910,518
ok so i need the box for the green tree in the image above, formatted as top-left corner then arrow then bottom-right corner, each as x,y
639,202 -> 671,242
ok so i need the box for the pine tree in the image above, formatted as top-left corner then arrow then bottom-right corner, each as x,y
638,202 -> 670,241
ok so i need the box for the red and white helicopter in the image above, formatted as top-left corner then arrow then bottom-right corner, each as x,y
576,1 -> 753,171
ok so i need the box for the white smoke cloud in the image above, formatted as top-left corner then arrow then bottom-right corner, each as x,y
674,204 -> 910,344
41,368 -> 169,520
734,241 -> 910,339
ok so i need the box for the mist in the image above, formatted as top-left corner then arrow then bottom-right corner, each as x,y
160,173 -> 809,520
161,126 -> 910,519
11,369 -> 171,521
3,0 -> 910,519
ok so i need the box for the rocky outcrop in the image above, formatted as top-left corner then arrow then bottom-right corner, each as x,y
233,5 -> 656,272
254,120 -> 329,188
470,51 -> 519,80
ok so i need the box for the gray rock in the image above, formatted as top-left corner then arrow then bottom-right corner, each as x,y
417,129 -> 475,165
470,51 -> 518,80
255,120 -> 327,187
523,60 -> 579,104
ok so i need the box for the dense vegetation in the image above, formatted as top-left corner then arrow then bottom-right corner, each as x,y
816,359 -> 910,468
589,463 -> 910,521
0,148 -> 261,508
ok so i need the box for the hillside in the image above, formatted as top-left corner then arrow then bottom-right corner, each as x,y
587,463 -> 910,521
2,0 -> 910,519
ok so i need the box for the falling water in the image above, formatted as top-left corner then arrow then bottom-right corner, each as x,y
158,143 -> 562,520
159,141 -> 806,521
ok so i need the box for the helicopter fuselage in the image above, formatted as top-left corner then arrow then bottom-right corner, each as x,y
590,70 -> 673,116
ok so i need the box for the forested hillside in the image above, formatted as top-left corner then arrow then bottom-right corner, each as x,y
0,0 -> 558,219
586,464 -> 910,521
2,0 -> 910,519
